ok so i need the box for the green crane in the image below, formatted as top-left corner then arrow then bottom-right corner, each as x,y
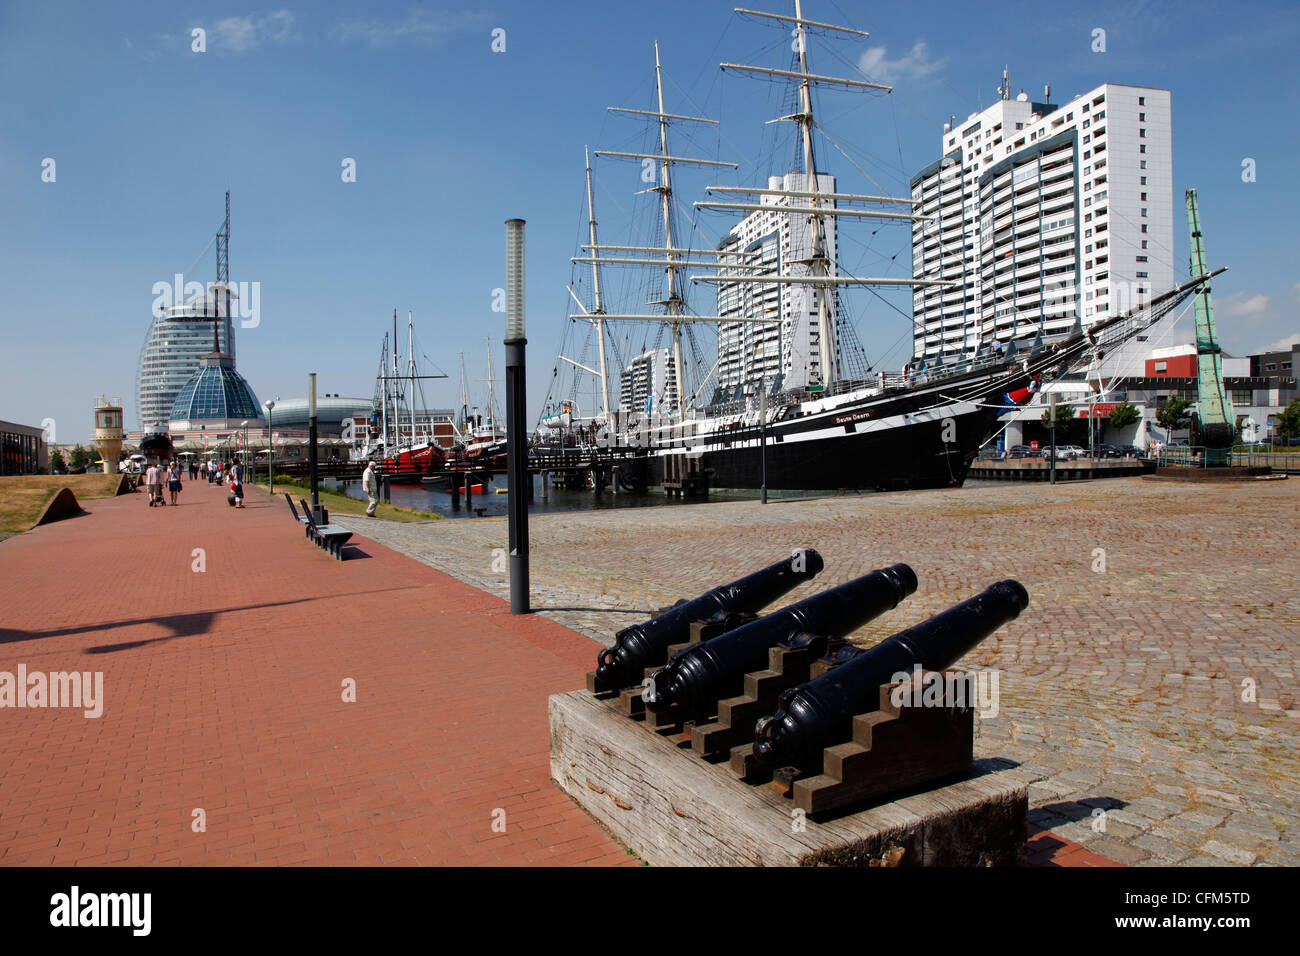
1185,189 -> 1233,464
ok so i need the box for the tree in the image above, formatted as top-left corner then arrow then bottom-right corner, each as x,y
69,444 -> 91,469
49,449 -> 66,473
1107,399 -> 1140,431
1040,405 -> 1085,443
1155,397 -> 1192,441
1277,395 -> 1300,442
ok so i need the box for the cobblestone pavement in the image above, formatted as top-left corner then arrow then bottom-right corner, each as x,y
336,476 -> 1300,867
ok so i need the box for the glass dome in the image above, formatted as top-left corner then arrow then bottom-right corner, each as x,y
170,353 -> 262,422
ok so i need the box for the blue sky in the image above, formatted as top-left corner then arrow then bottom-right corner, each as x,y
2,0 -> 1297,442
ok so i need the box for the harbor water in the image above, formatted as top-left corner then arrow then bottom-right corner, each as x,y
326,474 -> 1008,519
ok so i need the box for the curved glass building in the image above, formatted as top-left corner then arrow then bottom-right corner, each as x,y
137,285 -> 236,428
169,351 -> 263,428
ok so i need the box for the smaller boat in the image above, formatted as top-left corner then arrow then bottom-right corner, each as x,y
138,422 -> 174,463
446,340 -> 507,472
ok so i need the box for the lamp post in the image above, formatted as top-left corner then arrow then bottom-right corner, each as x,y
308,373 -> 322,523
240,421 -> 249,487
759,383 -> 768,505
1049,393 -> 1057,485
266,400 -> 276,495
505,219 -> 530,614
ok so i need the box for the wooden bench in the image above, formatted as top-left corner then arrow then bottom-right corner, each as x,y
298,497 -> 354,560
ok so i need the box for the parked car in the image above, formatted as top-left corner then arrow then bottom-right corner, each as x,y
1043,445 -> 1085,460
1115,445 -> 1141,458
1007,445 -> 1035,459
976,446 -> 1002,460
1093,443 -> 1121,459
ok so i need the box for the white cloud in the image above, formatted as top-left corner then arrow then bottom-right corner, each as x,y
1219,292 -> 1271,318
334,8 -> 493,48
857,41 -> 946,86
212,10 -> 296,53
1258,335 -> 1300,354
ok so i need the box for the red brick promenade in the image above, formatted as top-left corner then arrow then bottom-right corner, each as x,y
0,483 -> 632,865
0,482 -> 1105,866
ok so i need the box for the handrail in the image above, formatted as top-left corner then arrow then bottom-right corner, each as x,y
1156,445 -> 1204,467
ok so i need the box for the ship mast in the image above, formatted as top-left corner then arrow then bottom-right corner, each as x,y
408,310 -> 416,444
653,42 -> 688,414
697,3 -> 954,393
379,334 -> 389,457
572,43 -> 762,416
583,146 -> 611,419
458,352 -> 469,433
392,309 -> 400,451
485,336 -> 498,432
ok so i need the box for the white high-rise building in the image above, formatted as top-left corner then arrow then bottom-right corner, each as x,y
910,81 -> 1173,362
715,171 -> 838,399
620,348 -> 677,415
136,285 -> 237,429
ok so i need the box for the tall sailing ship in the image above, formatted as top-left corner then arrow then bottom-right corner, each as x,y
557,2 -> 1218,492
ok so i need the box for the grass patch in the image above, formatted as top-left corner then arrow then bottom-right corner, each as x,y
0,474 -> 121,535
253,478 -> 441,522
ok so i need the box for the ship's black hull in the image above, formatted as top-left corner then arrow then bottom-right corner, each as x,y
633,360 -> 1038,493
647,403 -> 1003,492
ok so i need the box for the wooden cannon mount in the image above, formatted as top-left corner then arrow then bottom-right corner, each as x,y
586,623 -> 980,818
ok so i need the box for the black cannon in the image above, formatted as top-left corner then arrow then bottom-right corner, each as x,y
752,579 -> 1029,768
642,564 -> 917,716
594,549 -> 825,689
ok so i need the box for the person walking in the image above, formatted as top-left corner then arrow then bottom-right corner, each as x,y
168,460 -> 182,505
230,457 -> 245,509
144,462 -> 159,507
363,460 -> 380,517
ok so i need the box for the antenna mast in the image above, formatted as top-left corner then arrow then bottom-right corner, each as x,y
214,189 -> 231,353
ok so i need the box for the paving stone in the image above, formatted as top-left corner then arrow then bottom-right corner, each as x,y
1213,826 -> 1279,853
1168,810 -> 1230,831
1132,833 -> 1196,863
1200,840 -> 1256,866
1145,824 -> 1205,849
1087,837 -> 1152,865
1053,820 -> 1105,844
